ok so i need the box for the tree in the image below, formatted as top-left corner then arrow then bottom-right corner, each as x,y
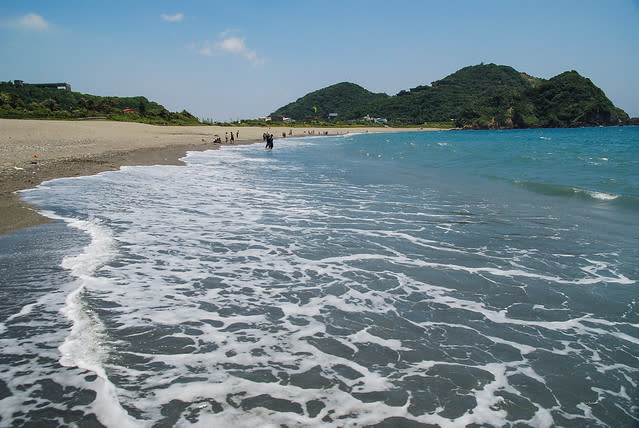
9,93 -> 25,109
42,98 -> 59,111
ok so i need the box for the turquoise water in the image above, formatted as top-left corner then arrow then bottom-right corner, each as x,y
1,127 -> 638,427
334,127 -> 639,204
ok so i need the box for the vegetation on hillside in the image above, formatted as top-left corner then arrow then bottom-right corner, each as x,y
272,82 -> 388,120
3,64 -> 631,129
271,64 -> 629,129
362,64 -> 535,123
0,81 -> 200,125
457,70 -> 629,128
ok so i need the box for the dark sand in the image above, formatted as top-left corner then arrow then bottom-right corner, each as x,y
0,142 -> 220,235
0,119 -> 431,235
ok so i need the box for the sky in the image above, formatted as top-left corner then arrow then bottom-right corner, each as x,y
1,0 -> 638,120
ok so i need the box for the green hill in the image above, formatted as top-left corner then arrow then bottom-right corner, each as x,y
459,70 -> 629,128
0,81 -> 200,125
363,64 -> 536,123
272,82 -> 388,120
271,64 -> 628,128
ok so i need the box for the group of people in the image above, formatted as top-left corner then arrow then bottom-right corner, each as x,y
303,130 -> 330,136
263,132 -> 274,150
212,130 -> 240,145
210,130 -> 277,150
225,130 -> 239,143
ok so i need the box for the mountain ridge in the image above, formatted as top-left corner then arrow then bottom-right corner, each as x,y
272,64 -> 629,129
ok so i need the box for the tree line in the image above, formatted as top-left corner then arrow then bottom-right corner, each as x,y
0,81 -> 200,125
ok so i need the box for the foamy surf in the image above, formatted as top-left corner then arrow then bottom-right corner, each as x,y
54,218 -> 141,427
583,189 -> 618,200
3,127 -> 638,427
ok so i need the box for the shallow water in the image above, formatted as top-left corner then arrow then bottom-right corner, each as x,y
1,127 -> 638,427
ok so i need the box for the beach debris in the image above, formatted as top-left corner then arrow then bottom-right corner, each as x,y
31,154 -> 38,165
13,166 -> 24,170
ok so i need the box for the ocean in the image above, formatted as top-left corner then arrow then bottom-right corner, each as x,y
1,127 -> 638,427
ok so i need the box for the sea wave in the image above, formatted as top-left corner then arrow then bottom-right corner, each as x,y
56,217 -> 141,427
512,180 -> 639,208
7,128 -> 638,427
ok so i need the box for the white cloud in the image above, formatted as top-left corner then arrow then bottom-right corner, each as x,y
197,45 -> 214,56
192,32 -> 264,66
17,13 -> 50,31
215,37 -> 246,54
219,28 -> 239,38
161,13 -> 184,22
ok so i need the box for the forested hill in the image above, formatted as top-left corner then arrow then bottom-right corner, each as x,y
272,82 -> 388,120
0,81 -> 200,125
272,64 -> 629,129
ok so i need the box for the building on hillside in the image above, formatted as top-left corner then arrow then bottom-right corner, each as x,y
363,114 -> 387,123
14,80 -> 71,91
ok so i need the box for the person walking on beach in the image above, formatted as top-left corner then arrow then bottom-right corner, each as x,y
225,132 -> 229,143
230,132 -> 234,144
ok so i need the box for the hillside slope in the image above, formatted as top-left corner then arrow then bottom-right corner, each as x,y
271,64 -> 628,128
272,82 -> 388,120
0,81 -> 200,125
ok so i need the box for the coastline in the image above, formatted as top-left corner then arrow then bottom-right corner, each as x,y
0,119 -> 433,235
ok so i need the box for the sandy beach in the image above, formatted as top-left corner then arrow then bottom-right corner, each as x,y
0,119 -> 431,235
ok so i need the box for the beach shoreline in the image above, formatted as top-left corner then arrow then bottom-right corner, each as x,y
0,141 -> 219,235
1,119 -> 434,235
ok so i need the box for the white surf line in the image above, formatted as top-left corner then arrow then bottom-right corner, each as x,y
56,217 -> 143,427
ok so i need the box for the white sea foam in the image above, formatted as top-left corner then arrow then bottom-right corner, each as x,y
7,132 -> 638,426
55,218 -> 142,427
2,302 -> 38,330
583,189 -> 618,200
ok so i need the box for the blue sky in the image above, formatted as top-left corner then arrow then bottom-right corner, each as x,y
1,1 -> 638,120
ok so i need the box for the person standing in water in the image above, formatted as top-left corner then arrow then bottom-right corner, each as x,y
265,133 -> 274,150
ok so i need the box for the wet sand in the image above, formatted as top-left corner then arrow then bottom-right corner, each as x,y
0,119 -> 431,235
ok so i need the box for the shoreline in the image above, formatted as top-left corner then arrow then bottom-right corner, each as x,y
1,119 -> 434,235
0,142 -> 222,235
